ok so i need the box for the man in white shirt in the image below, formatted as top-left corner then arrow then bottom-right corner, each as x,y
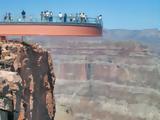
58,12 -> 63,22
98,15 -> 102,24
46,10 -> 50,21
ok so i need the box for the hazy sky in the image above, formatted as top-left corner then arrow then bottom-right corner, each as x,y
0,0 -> 159,29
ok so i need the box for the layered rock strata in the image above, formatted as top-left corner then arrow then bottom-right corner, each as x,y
27,38 -> 160,120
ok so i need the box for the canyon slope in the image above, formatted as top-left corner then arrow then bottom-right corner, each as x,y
23,29 -> 160,120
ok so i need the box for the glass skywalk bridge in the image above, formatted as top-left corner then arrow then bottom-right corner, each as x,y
0,15 -> 102,36
0,15 -> 103,27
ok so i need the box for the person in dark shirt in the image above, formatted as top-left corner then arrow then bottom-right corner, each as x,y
49,11 -> 53,22
4,13 -> 7,22
8,12 -> 11,22
64,13 -> 67,23
21,10 -> 26,20
40,11 -> 44,21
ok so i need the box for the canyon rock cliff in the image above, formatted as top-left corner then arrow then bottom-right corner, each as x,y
25,36 -> 160,120
0,40 -> 56,120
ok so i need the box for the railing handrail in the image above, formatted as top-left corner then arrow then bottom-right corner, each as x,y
0,15 -> 103,27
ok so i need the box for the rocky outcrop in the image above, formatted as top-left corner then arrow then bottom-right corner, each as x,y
0,41 -> 56,120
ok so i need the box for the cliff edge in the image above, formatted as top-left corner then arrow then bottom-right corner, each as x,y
0,40 -> 56,120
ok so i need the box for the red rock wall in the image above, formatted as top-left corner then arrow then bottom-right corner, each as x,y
13,44 -> 56,120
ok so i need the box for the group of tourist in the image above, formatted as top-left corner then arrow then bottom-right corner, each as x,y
3,10 -> 26,22
40,11 -> 102,23
40,10 -> 53,22
40,11 -> 90,23
58,12 -> 102,23
4,12 -> 12,22
57,12 -> 87,23
2,10 -> 102,24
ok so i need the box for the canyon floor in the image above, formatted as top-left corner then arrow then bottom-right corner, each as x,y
18,35 -> 160,120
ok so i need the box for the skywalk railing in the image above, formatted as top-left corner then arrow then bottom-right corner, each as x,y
0,15 -> 103,27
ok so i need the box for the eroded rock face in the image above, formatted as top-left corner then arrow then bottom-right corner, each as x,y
0,41 -> 56,120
